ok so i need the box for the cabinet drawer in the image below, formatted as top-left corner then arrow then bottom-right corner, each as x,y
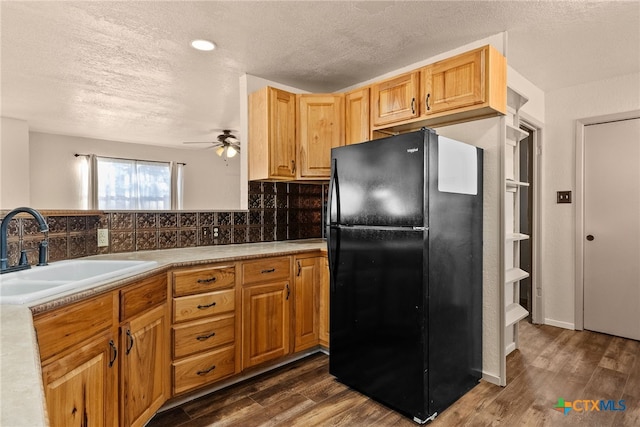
173,289 -> 235,323
172,266 -> 235,297
120,273 -> 167,321
34,292 -> 116,361
172,345 -> 235,395
173,315 -> 235,359
242,257 -> 291,285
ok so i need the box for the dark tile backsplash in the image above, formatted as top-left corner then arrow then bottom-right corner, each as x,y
0,183 -> 326,266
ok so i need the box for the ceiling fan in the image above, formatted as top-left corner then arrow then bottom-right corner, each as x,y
183,129 -> 240,158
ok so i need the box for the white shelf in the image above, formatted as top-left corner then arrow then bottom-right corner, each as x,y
506,124 -> 529,144
505,303 -> 529,327
505,268 -> 529,284
507,233 -> 530,241
507,87 -> 529,112
506,179 -> 530,189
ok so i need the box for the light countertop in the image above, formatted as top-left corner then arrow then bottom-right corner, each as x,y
0,239 -> 327,427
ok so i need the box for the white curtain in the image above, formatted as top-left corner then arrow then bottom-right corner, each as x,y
171,162 -> 185,210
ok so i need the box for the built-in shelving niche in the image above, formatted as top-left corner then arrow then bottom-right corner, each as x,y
503,86 -> 530,358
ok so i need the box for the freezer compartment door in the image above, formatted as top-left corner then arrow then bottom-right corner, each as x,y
329,226 -> 431,420
329,129 -> 433,227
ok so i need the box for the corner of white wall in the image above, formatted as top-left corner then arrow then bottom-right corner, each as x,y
0,117 -> 31,208
542,72 -> 640,329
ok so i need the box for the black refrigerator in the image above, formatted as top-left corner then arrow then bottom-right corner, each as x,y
327,128 -> 483,424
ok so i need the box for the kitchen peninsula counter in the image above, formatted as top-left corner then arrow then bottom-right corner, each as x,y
0,239 -> 326,427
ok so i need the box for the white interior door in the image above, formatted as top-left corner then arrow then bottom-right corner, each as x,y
583,118 -> 640,340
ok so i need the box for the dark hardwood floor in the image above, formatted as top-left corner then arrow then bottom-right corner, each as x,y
148,322 -> 640,426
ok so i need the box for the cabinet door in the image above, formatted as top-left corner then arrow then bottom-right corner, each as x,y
319,256 -> 330,348
249,87 -> 296,180
120,305 -> 167,427
41,331 -> 118,427
269,88 -> 297,178
293,256 -> 320,352
242,281 -> 291,368
371,71 -> 419,126
345,87 -> 370,145
297,94 -> 345,179
421,47 -> 485,115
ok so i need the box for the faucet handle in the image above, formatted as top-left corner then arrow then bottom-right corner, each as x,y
38,240 -> 48,266
19,250 -> 29,266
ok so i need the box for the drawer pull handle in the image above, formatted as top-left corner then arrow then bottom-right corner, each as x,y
197,364 -> 216,376
197,301 -> 217,310
261,268 -> 276,274
196,332 -> 216,341
197,277 -> 217,284
108,340 -> 117,368
125,329 -> 134,355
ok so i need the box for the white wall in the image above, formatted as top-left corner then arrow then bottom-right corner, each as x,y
438,117 -> 503,384
0,117 -> 30,208
543,72 -> 640,328
29,132 -> 241,210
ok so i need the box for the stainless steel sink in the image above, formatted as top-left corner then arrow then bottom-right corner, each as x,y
0,259 -> 158,304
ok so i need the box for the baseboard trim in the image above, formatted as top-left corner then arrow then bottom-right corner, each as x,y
482,371 -> 501,386
544,318 -> 575,330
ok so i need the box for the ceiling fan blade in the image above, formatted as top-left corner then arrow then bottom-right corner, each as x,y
183,141 -> 214,144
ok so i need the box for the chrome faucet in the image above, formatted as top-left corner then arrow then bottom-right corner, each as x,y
0,207 -> 49,274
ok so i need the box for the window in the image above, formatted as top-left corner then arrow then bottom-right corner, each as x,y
85,156 -> 183,210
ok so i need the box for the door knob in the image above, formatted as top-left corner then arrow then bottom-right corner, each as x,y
586,235 -> 595,241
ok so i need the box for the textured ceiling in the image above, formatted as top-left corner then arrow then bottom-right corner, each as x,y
1,1 -> 639,147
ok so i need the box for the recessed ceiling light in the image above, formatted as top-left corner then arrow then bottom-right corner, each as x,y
191,39 -> 216,51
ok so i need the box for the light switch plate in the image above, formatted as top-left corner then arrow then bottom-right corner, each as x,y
97,229 -> 109,247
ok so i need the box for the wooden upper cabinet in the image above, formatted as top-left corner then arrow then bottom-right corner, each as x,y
371,71 -> 420,127
249,86 -> 297,180
421,45 -> 506,118
345,87 -> 370,145
296,93 -> 345,179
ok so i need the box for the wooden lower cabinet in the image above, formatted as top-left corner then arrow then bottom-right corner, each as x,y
242,281 -> 291,368
171,263 -> 239,396
173,345 -> 236,395
40,329 -> 118,427
35,274 -> 168,427
34,253 -> 329,425
120,305 -> 167,427
293,255 -> 320,352
319,255 -> 330,348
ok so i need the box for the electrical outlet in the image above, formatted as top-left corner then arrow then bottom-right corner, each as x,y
557,191 -> 572,204
97,229 -> 109,247
213,227 -> 219,237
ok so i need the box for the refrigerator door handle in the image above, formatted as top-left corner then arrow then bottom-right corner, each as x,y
412,226 -> 429,231
327,158 -> 339,225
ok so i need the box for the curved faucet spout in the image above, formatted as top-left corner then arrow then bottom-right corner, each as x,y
1,207 -> 49,271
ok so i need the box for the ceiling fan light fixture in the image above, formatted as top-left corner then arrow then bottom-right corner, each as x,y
191,39 -> 216,51
215,146 -> 225,157
226,146 -> 238,158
